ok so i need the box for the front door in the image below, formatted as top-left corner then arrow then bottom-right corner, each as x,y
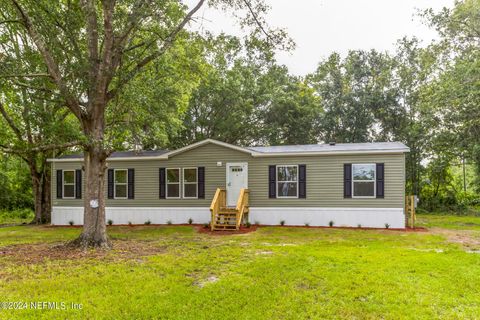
226,162 -> 248,207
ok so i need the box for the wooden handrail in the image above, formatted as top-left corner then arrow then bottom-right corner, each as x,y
236,188 -> 249,229
210,188 -> 225,231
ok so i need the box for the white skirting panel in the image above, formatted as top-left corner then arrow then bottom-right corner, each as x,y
51,207 -> 211,226
52,206 -> 405,229
248,207 -> 405,229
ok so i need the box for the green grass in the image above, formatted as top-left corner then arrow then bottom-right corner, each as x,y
1,216 -> 480,319
0,209 -> 33,225
417,213 -> 480,230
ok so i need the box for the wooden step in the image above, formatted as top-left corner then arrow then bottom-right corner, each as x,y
213,225 -> 238,230
218,211 -> 237,215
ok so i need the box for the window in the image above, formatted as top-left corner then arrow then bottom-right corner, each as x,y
183,168 -> 198,198
114,169 -> 128,199
63,170 -> 75,199
166,168 -> 180,198
277,165 -> 298,198
352,164 -> 376,198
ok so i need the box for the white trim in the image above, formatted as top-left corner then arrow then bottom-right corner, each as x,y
62,170 -> 76,199
114,169 -> 128,200
276,165 -> 299,198
352,163 -> 376,199
165,139 -> 254,158
47,139 -> 410,162
182,167 -> 198,199
166,168 -> 181,199
249,207 -> 405,229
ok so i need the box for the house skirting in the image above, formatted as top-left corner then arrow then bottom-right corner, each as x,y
52,206 -> 405,229
249,207 -> 405,229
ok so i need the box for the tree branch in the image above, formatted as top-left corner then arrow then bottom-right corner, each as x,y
11,0 -> 83,121
0,141 -> 83,154
107,0 -> 206,100
0,73 -> 51,78
242,0 -> 273,43
0,101 -> 24,141
80,0 -> 99,98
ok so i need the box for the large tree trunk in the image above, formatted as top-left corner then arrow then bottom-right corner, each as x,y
41,169 -> 51,223
28,159 -> 52,224
70,110 -> 111,249
30,169 -> 43,224
69,146 -> 110,248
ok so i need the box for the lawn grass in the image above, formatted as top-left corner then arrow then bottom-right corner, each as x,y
1,217 -> 480,319
416,213 -> 480,230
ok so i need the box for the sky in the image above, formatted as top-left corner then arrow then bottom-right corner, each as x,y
185,0 -> 454,75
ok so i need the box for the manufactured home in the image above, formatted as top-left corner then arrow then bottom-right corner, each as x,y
48,139 -> 409,229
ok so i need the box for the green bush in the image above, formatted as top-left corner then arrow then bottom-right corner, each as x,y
0,209 -> 34,224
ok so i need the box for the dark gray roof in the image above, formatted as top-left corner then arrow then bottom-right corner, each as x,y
58,150 -> 168,159
248,142 -> 409,154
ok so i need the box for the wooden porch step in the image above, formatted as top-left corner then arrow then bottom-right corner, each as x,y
213,225 -> 238,230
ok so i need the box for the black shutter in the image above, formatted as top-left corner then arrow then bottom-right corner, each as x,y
376,163 -> 384,198
344,164 -> 352,198
299,164 -> 306,198
107,169 -> 114,199
128,168 -> 135,199
159,168 -> 166,199
198,167 -> 205,199
75,169 -> 82,199
56,170 -> 63,199
268,165 -> 276,198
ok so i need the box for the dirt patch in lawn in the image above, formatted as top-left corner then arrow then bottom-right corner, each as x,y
196,225 -> 258,235
0,239 -> 167,265
430,228 -> 480,250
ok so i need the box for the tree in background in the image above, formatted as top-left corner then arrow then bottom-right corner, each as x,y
173,34 -> 318,147
420,0 -> 480,192
308,50 -> 398,143
0,23 -> 81,222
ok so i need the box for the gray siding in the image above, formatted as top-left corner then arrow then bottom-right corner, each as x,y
52,142 -> 405,208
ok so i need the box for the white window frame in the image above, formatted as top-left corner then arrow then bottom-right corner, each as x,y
114,169 -> 128,200
62,170 -> 76,199
166,168 -> 181,199
182,167 -> 198,199
352,163 -> 376,199
276,165 -> 299,199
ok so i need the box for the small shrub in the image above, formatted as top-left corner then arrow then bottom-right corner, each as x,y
305,223 -> 310,227
145,220 -> 151,225
280,220 -> 285,226
203,223 -> 209,229
357,224 -> 362,228
254,221 -> 260,225
18,209 -> 31,219
68,220 -> 74,226
385,223 -> 390,229
188,218 -> 193,225
167,220 -> 172,225
107,219 -> 113,226
246,222 -> 251,228
128,221 -> 132,226
329,220 -> 334,227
